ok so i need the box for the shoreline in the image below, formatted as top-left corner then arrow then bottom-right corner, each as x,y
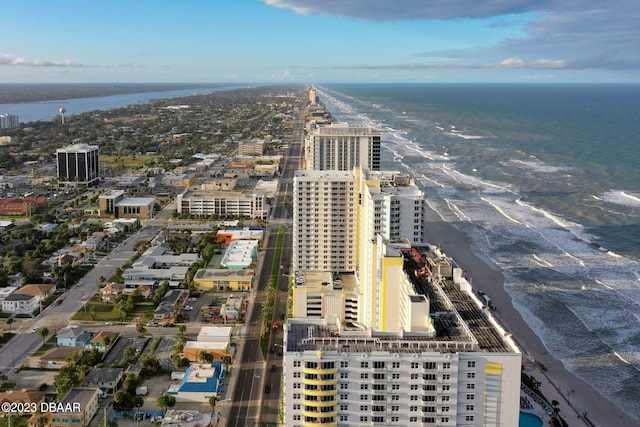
422,206 -> 640,427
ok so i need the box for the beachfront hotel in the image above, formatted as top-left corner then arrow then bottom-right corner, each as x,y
304,122 -> 381,171
286,165 -> 522,425
292,168 -> 425,273
283,240 -> 521,426
56,143 -> 100,186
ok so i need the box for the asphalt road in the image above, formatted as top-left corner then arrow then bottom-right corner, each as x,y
226,101 -> 304,426
0,203 -> 171,374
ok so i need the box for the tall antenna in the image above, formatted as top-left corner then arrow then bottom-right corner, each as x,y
59,107 -> 66,124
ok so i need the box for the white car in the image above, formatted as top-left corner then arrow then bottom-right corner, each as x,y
184,306 -> 193,311
188,297 -> 197,302
81,295 -> 87,300
32,327 -> 39,333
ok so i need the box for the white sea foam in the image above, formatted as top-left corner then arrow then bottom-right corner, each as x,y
509,159 -> 568,173
601,190 -> 640,208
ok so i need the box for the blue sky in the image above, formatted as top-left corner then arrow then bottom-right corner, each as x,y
1,0 -> 638,83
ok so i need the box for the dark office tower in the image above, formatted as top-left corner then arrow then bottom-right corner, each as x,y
56,144 -> 100,186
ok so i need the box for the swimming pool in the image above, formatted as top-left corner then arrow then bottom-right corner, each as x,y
520,412 -> 544,427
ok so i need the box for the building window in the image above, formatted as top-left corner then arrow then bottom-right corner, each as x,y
465,415 -> 474,421
466,394 -> 475,400
360,395 -> 368,401
467,361 -> 476,368
411,362 -> 419,369
466,404 -> 475,411
361,362 -> 369,368
442,363 -> 451,369
360,384 -> 368,390
466,384 -> 475,390
361,373 -> 369,379
467,372 -> 475,379
341,361 -> 349,368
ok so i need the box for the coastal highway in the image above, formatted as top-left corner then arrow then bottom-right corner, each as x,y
226,101 -> 304,426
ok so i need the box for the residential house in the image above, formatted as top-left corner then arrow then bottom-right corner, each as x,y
100,282 -> 126,303
0,388 -> 46,415
89,331 -> 118,352
37,347 -> 83,369
57,326 -> 93,348
84,368 -> 123,394
13,283 -> 57,302
154,289 -> 189,321
2,294 -> 38,315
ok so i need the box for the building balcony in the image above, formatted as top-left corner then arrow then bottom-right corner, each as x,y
302,388 -> 338,397
302,398 -> 337,407
302,421 -> 337,427
302,377 -> 338,386
303,367 -> 338,375
302,410 -> 338,419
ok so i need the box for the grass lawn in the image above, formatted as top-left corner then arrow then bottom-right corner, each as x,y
100,154 -> 155,169
71,299 -> 156,322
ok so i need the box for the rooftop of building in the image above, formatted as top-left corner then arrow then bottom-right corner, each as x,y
293,271 -> 359,295
116,197 -> 156,206
286,244 -> 516,355
194,269 -> 254,279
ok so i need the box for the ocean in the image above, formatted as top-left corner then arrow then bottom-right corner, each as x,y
315,83 -> 640,420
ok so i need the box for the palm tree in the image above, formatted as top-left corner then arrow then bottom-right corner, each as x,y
208,395 -> 218,414
38,326 -> 49,345
5,317 -> 13,332
124,345 -> 137,361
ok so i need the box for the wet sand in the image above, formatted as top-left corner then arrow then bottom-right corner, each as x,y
423,206 -> 640,427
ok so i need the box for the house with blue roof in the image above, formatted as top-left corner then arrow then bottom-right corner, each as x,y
57,326 -> 93,348
167,362 -> 225,402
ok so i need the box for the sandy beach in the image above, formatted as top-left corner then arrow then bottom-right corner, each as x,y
423,207 -> 640,427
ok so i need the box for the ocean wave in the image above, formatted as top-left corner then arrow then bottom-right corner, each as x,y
509,159 -> 569,174
601,190 -> 640,208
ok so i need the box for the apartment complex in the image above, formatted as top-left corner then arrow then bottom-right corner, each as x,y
287,156 -> 521,425
0,113 -> 19,128
56,144 -> 100,186
237,138 -> 265,156
176,189 -> 268,219
283,242 -> 522,426
292,168 -> 424,273
305,123 -> 381,171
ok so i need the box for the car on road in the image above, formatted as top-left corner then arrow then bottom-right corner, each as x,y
105,321 -> 114,325
271,364 -> 277,373
184,306 -> 193,311
32,327 -> 39,333
81,295 -> 87,300
56,299 -> 64,305
146,322 -> 159,327
264,384 -> 271,393
188,297 -> 197,302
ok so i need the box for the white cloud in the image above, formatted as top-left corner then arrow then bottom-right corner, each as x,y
0,54 -> 83,67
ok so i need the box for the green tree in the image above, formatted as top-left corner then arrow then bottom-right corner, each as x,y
124,345 -> 137,361
114,390 -> 134,410
5,317 -> 13,331
38,326 -> 49,345
123,373 -> 142,393
199,351 -> 214,364
156,393 -> 176,414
